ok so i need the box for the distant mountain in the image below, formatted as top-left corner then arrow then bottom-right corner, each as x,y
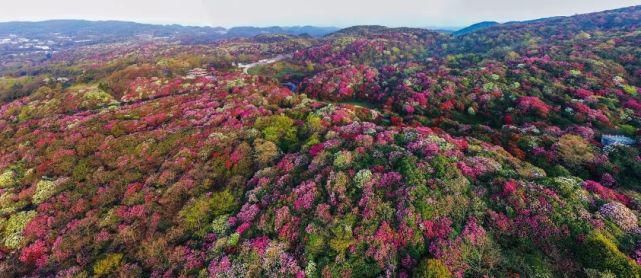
0,20 -> 338,43
328,25 -> 390,36
456,5 -> 641,38
0,20 -> 225,40
424,25 -> 462,33
448,5 -> 641,54
453,21 -> 499,36
227,26 -> 339,37
327,25 -> 439,38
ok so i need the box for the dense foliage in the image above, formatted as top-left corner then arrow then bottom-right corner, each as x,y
1,5 -> 641,277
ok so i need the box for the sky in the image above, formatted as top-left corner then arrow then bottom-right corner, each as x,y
0,0 -> 640,28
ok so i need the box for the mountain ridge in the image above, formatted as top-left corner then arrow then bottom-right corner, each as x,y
0,19 -> 340,39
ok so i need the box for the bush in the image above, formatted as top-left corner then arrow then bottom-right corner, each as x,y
93,253 -> 123,277
514,251 -> 555,278
32,179 -> 58,204
431,155 -> 452,179
598,202 -> 638,232
585,268 -> 616,278
577,231 -> 641,277
608,146 -> 641,190
2,210 -> 37,249
333,151 -> 354,170
397,156 -> 426,187
414,259 -> 452,278
210,215 -> 230,236
619,125 -> 637,137
253,139 -> 280,166
254,115 -> 298,150
306,114 -> 324,133
354,169 -> 373,188
306,233 -> 327,258
557,134 -> 595,169
0,170 -> 16,188
622,85 -> 638,96
329,218 -> 355,258
179,190 -> 236,234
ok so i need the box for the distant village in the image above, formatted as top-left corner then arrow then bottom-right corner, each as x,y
0,34 -> 65,56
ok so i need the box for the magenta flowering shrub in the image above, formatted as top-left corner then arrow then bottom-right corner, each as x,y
517,96 -> 551,117
583,180 -> 631,206
302,65 -> 378,101
292,180 -> 318,211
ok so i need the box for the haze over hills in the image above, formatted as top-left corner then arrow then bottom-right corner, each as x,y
3,3 -> 640,46
1,4 -> 641,277
0,20 -> 339,39
0,20 -> 339,66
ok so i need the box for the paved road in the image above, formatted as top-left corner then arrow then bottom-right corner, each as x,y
237,54 -> 292,74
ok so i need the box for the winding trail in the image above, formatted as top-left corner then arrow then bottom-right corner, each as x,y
237,54 -> 292,74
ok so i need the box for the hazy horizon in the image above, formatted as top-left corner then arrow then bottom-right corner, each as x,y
0,0 -> 640,28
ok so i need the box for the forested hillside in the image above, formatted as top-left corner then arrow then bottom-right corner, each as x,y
0,6 -> 640,277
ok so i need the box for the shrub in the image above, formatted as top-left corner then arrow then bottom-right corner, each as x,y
414,259 -> 452,278
179,190 -> 236,234
557,134 -> 595,168
180,196 -> 212,231
253,139 -> 280,166
32,179 -> 58,204
72,159 -> 92,181
306,233 -> 327,258
354,169 -> 373,188
0,170 -> 16,188
577,231 -> 641,277
227,233 -> 240,246
517,96 -> 551,117
306,114 -> 324,133
211,215 -> 230,236
2,210 -> 37,249
432,155 -> 453,179
583,180 -> 631,205
19,239 -> 48,267
333,151 -> 354,170
329,219 -> 355,258
93,253 -> 123,277
79,85 -> 115,109
599,202 -> 638,232
584,268 -> 616,278
607,146 -> 641,190
515,251 -> 555,278
305,261 -> 318,277
619,125 -> 637,137
254,115 -> 298,149
397,156 -> 426,187
622,85 -> 638,96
